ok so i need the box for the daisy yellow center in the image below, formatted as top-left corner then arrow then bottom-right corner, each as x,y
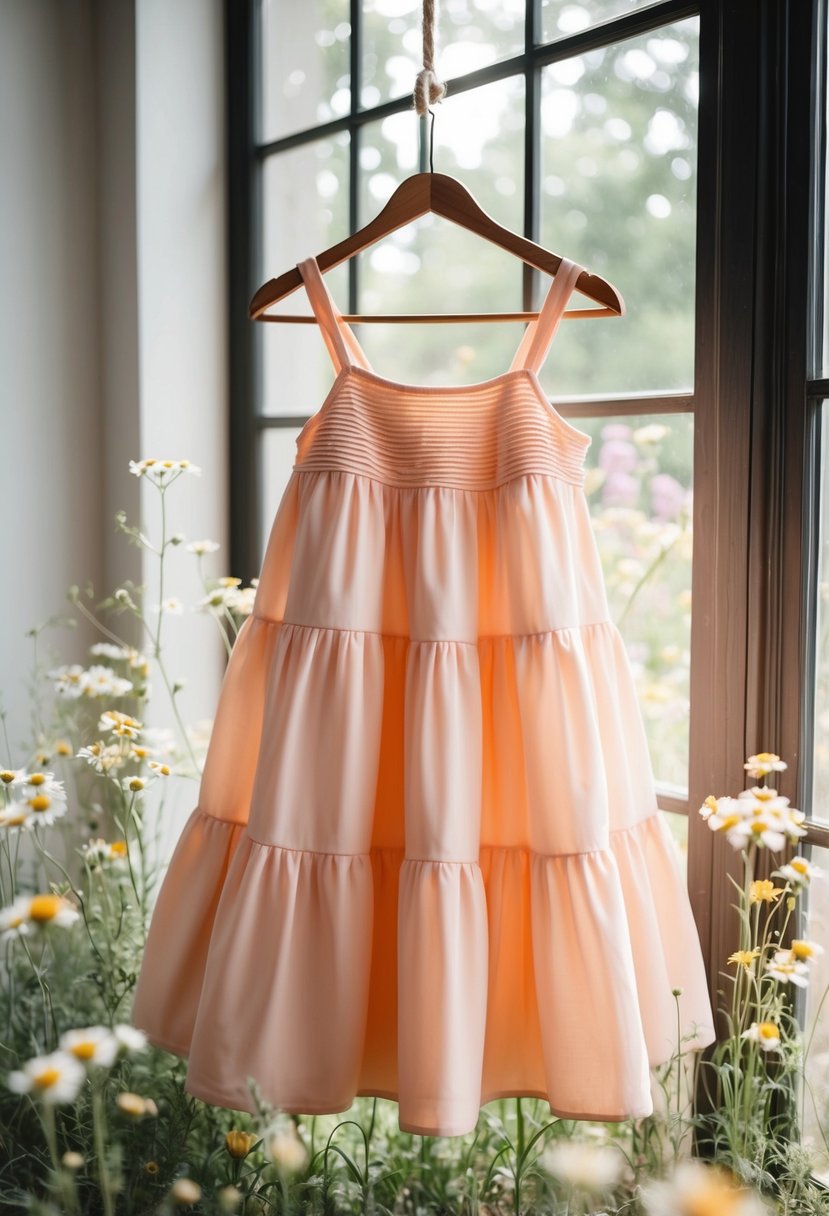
0,770 -> 16,783
754,753 -> 780,764
719,814 -> 741,831
753,788 -> 776,801
28,773 -> 46,786
72,1041 -> 97,1060
792,859 -> 809,874
791,940 -> 814,959
758,1021 -> 779,1040
34,1067 -> 62,1089
4,814 -> 26,827
55,741 -> 72,756
28,795 -> 51,812
111,841 -> 127,856
29,895 -> 62,922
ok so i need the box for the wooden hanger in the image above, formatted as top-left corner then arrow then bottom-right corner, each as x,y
249,170 -> 624,326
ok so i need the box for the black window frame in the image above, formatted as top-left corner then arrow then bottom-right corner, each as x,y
226,0 -> 827,1165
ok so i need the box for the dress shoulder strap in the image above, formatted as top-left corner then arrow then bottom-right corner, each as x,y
508,257 -> 584,375
296,257 -> 373,375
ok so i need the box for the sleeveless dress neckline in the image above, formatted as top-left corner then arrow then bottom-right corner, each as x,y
131,246 -> 717,1138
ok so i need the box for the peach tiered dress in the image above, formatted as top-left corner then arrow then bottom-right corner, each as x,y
131,254 -> 716,1137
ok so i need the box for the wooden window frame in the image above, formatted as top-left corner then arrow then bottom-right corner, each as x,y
225,0 -> 825,1148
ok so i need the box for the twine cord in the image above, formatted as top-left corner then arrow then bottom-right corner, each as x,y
412,0 -> 447,118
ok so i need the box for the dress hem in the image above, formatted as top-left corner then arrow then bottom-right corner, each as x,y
177,1069 -> 654,1134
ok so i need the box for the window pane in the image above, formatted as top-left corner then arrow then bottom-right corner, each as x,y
575,410 -> 693,793
260,427 -> 302,562
260,136 -> 350,416
813,402 -> 829,825
361,0 -> 525,108
663,810 -> 689,879
258,0 -> 351,143
538,16 -> 700,397
799,843 -> 829,1183
540,0 -> 666,45
355,76 -> 527,383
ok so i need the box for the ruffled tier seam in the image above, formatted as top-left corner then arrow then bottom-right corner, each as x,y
246,614 -> 616,644
190,805 -> 662,858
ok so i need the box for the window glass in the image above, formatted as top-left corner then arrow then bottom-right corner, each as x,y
540,0 -> 666,45
259,135 -> 350,417
538,16 -> 700,397
259,427 -> 303,562
259,0 -> 351,143
576,410 -> 693,793
355,76 -> 527,383
361,0 -> 525,108
663,809 -> 689,876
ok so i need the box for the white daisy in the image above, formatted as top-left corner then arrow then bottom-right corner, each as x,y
112,1024 -> 148,1056
76,742 -> 127,774
0,896 -> 34,941
150,598 -> 185,615
59,1026 -> 120,1069
741,1021 -> 782,1051
82,667 -> 134,698
540,1139 -> 626,1191
89,642 -> 132,661
774,855 -> 823,886
48,664 -> 88,699
98,710 -> 142,739
764,949 -> 810,987
744,752 -> 788,779
186,539 -> 220,555
7,1050 -> 87,1104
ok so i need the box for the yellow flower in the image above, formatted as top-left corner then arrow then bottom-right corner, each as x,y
728,948 -> 760,970
55,740 -> 73,756
115,1091 -> 155,1118
225,1129 -> 258,1159
749,879 -> 784,904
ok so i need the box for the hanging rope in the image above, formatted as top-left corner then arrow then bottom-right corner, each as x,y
412,0 -> 447,117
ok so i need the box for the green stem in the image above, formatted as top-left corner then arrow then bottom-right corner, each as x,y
41,1101 -> 81,1215
92,1074 -> 115,1216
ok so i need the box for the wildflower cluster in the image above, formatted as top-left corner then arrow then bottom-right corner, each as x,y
198,574 -> 259,619
76,708 -> 173,788
0,768 -> 68,830
128,458 -> 201,483
699,754 -> 807,851
6,1023 -> 147,1105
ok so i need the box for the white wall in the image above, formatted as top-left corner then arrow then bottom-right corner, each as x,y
0,0 -> 107,757
0,0 -> 228,849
